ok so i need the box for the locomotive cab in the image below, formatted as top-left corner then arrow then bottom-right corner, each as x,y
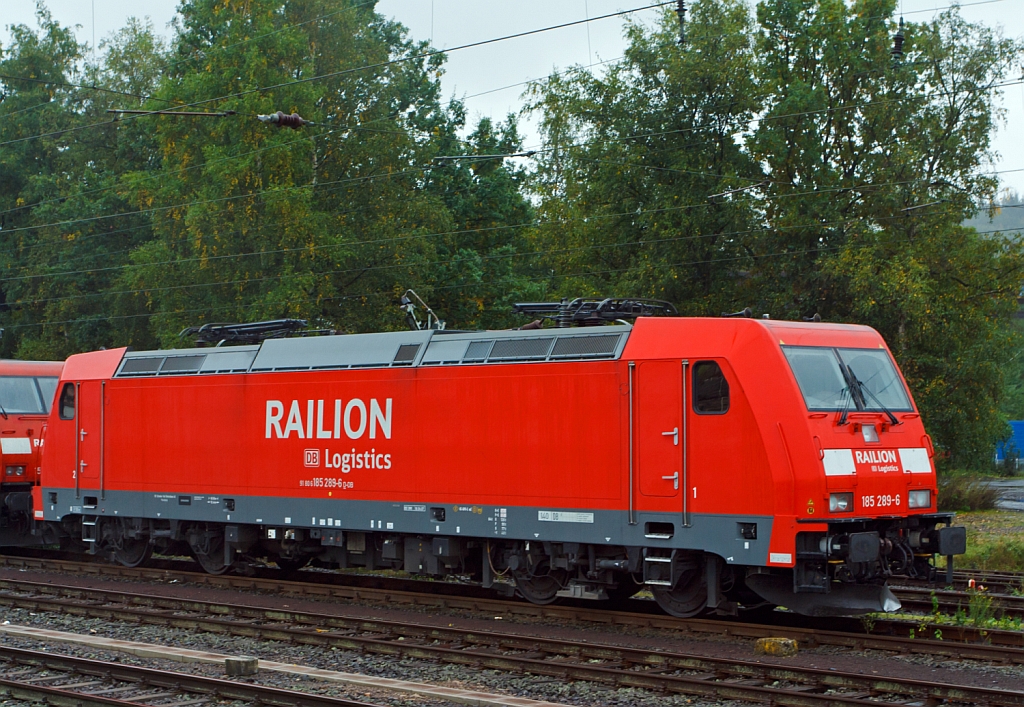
0,360 -> 63,545
739,322 -> 962,615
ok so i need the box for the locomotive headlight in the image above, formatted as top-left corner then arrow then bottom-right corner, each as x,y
5,465 -> 25,476
908,489 -> 931,509
829,492 -> 853,513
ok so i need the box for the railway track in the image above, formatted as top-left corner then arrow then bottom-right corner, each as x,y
895,567 -> 1024,593
894,583 -> 1024,620
3,552 -> 1023,652
8,548 -> 1018,620
0,577 -> 1022,706
0,644 -> 377,707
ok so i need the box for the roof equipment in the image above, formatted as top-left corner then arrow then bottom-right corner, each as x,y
179,319 -> 317,346
512,298 -> 678,328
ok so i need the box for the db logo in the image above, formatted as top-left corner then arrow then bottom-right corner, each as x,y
304,449 -> 321,467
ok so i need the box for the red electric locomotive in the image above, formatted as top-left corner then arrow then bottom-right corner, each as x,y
0,359 -> 63,546
25,300 -> 966,616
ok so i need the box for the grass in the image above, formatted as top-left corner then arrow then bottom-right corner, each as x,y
946,510 -> 1024,572
937,475 -> 1001,512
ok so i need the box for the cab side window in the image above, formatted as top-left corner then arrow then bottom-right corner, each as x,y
58,383 -> 76,420
693,361 -> 729,414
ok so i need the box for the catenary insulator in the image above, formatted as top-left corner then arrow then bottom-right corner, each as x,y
891,17 -> 905,61
676,0 -> 686,46
257,111 -> 314,129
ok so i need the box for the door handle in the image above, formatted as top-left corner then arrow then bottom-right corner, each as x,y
662,428 -> 679,446
80,430 -> 88,441
662,472 -> 679,490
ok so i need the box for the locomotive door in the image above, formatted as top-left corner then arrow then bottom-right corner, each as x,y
636,360 -> 682,497
683,359 -> 733,525
75,380 -> 105,497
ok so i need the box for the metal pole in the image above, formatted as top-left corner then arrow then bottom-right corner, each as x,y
682,360 -> 690,527
628,362 -> 636,525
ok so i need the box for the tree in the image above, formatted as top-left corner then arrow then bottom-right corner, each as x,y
114,0 -> 536,342
0,9 -> 162,359
526,0 -> 761,314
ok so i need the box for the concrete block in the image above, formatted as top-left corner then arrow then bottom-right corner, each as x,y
754,637 -> 798,657
225,656 -> 259,676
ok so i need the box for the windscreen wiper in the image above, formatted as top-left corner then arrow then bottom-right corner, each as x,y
853,376 -> 900,426
835,356 -> 865,414
0,400 -> 7,420
837,386 -> 852,426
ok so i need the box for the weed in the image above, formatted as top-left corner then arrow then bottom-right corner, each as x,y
968,588 -> 995,627
934,629 -> 943,641
931,591 -> 940,616
953,604 -> 967,626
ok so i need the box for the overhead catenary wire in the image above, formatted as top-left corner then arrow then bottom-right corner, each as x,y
0,1 -> 1016,306
0,2 -> 676,150
0,0 -> 383,121
3,74 -> 1021,241
2,163 -> 1017,285
0,51 -> 627,223
8,211 -> 1007,311
0,0 -> 998,115
1,189 -> 1017,311
2,2 -> 1015,228
1,156 -> 1020,286
5,219 -> 1019,333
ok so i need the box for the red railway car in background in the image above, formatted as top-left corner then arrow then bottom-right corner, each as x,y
0,359 -> 63,546
19,300 -> 967,616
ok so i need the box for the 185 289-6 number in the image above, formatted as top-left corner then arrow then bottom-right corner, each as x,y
861,494 -> 900,509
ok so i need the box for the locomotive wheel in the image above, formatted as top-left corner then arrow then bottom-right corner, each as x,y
652,569 -> 708,618
114,538 -> 152,568
193,545 -> 230,574
188,525 -> 230,575
513,563 -> 567,605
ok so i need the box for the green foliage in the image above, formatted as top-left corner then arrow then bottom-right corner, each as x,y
960,538 -> 1024,572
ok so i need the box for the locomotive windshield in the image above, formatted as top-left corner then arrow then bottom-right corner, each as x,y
782,346 -> 912,413
0,376 -> 60,414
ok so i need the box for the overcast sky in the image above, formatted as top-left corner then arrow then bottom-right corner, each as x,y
3,0 -> 1022,194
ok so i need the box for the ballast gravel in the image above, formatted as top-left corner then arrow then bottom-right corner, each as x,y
0,608 -> 742,707
2,564 -> 1023,701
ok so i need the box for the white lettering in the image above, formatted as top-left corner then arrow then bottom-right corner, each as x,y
316,400 -> 332,439
370,398 -> 392,439
345,399 -> 367,439
283,400 -> 305,439
270,397 -> 390,442
266,401 -> 284,438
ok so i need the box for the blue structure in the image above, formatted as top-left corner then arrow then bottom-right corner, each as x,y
996,420 -> 1024,465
